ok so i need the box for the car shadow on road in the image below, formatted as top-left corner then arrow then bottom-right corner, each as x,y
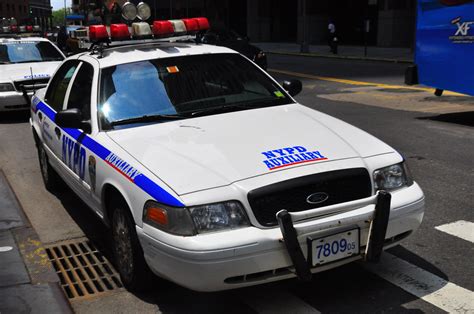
417,111 -> 474,127
0,111 -> 30,124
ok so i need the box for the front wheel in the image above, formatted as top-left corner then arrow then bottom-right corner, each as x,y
111,202 -> 153,291
37,143 -> 62,192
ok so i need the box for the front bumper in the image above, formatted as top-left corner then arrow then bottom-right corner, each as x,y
137,182 -> 424,292
0,91 -> 31,111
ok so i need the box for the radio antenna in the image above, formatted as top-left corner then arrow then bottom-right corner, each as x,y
30,66 -> 36,94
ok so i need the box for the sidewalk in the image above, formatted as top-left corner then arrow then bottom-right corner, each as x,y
0,171 -> 71,313
254,42 -> 414,63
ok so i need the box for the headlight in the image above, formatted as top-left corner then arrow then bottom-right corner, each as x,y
189,201 -> 250,234
143,200 -> 250,236
373,162 -> 413,192
0,83 -> 15,92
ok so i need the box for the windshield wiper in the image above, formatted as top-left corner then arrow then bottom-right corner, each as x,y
110,113 -> 188,127
188,97 -> 287,118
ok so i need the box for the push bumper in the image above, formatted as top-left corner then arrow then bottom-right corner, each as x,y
137,183 -> 424,292
277,191 -> 391,281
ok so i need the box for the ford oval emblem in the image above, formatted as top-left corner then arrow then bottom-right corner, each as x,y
306,192 -> 329,205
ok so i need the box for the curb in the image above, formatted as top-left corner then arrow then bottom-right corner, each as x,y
265,50 -> 414,64
0,170 -> 73,313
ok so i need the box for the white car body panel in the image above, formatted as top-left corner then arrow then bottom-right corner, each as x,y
30,40 -> 425,292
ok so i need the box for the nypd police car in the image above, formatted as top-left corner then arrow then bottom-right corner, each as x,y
0,36 -> 65,111
30,18 -> 425,292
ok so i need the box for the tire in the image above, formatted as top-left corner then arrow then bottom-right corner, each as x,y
37,143 -> 62,192
111,200 -> 153,291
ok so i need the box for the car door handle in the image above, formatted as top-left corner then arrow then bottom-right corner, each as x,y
54,127 -> 61,140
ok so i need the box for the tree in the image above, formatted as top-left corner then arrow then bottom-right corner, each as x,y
52,8 -> 70,27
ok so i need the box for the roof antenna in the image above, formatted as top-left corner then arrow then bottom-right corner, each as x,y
21,67 -> 35,106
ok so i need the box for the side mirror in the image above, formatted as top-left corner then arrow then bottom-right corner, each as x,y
55,108 -> 91,133
282,80 -> 302,97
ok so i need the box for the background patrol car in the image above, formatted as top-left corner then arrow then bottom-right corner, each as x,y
0,36 -> 65,111
30,17 -> 425,292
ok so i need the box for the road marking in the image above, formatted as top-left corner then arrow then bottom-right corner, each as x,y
435,220 -> 474,243
363,252 -> 474,313
268,68 -> 466,96
242,289 -> 320,314
0,246 -> 13,252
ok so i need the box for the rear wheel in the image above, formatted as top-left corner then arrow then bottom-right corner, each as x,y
111,200 -> 153,291
37,143 -> 62,192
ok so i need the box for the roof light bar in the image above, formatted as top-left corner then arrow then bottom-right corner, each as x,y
89,25 -> 109,42
182,18 -> 199,33
194,17 -> 210,31
132,22 -> 153,39
169,20 -> 187,34
110,24 -> 130,41
137,2 -> 151,21
152,20 -> 174,37
122,2 -> 137,21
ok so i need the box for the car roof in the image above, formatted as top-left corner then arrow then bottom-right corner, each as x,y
0,36 -> 50,43
76,42 -> 239,68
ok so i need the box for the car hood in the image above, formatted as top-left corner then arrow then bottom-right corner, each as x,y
1,61 -> 62,82
106,104 -> 395,195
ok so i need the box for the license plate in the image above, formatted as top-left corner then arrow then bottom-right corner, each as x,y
309,229 -> 360,266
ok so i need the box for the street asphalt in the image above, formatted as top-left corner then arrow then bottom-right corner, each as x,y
0,54 -> 472,313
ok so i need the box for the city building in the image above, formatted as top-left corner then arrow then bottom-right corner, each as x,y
0,0 -> 30,25
29,0 -> 53,30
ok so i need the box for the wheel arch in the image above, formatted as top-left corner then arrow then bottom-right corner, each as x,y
101,183 -> 135,227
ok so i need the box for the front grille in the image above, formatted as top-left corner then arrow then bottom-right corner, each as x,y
14,78 -> 50,92
248,168 -> 372,226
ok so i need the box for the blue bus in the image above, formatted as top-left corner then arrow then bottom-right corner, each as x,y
406,0 -> 474,96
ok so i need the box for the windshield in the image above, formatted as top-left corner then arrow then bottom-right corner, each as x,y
0,41 -> 64,64
99,53 -> 292,130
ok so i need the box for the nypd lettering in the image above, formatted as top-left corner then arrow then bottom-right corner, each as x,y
62,135 -> 86,179
105,153 -> 141,182
261,146 -> 327,170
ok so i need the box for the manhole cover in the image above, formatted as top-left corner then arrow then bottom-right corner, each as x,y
45,239 -> 122,299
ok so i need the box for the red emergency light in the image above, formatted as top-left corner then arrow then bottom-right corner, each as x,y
26,25 -> 33,32
10,25 -> 18,33
182,18 -> 199,32
89,25 -> 109,42
194,17 -> 210,31
152,20 -> 174,37
110,24 -> 130,41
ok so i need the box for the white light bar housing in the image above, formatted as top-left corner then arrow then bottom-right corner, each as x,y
132,22 -> 153,38
169,20 -> 187,34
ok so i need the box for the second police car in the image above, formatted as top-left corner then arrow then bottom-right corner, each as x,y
30,17 -> 425,292
0,32 -> 65,111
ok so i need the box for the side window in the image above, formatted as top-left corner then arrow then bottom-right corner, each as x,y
66,62 -> 94,120
45,61 -> 78,111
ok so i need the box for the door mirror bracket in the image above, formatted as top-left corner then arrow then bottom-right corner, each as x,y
282,80 -> 303,97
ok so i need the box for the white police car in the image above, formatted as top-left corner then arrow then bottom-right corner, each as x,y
30,18 -> 424,292
0,36 -> 65,111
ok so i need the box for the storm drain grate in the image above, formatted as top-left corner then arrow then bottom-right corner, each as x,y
45,239 -> 123,299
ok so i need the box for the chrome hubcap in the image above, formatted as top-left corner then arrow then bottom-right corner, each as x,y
113,210 -> 133,282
